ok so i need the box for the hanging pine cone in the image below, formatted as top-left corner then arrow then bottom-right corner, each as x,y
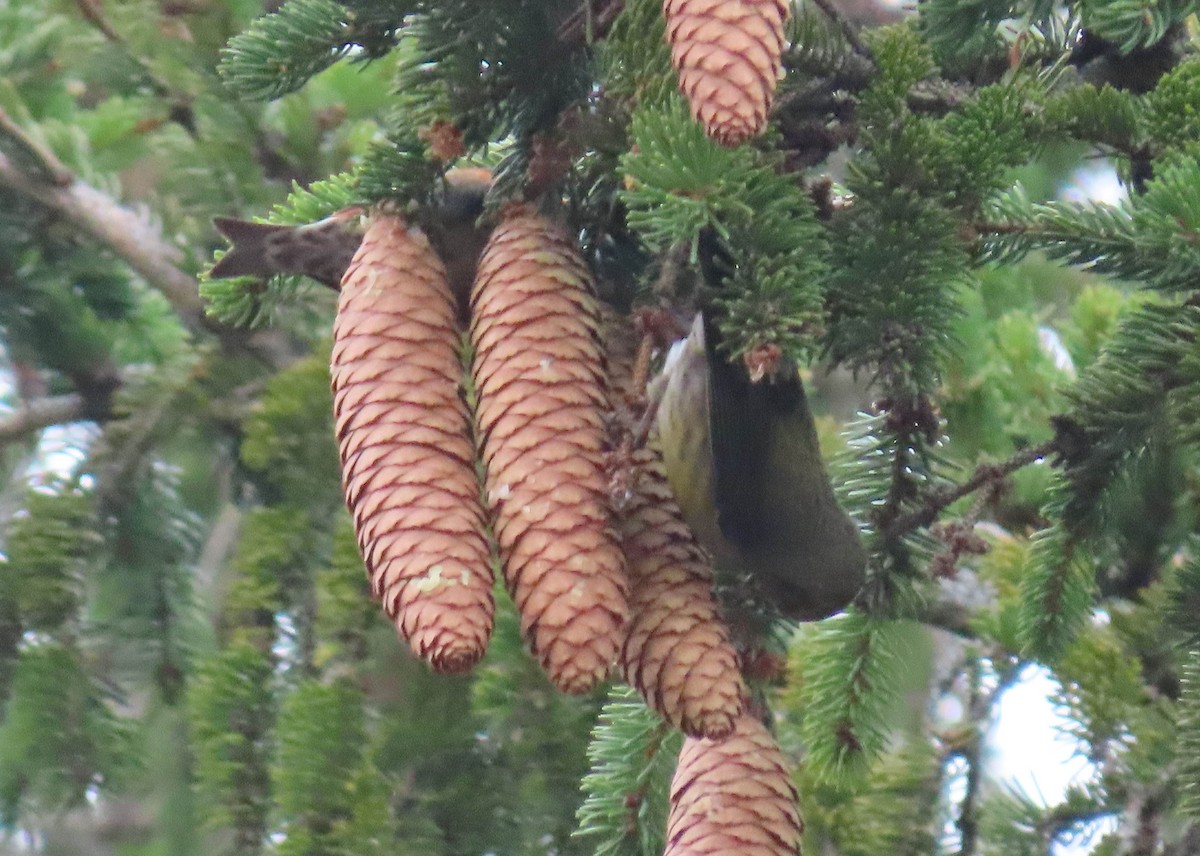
619,447 -> 746,739
665,714 -> 803,856
663,0 -> 791,146
469,204 -> 629,694
331,213 -> 494,674
598,308 -> 742,737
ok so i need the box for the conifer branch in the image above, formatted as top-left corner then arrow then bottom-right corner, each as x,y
800,612 -> 903,783
907,79 -> 975,116
90,378 -> 189,514
0,143 -> 294,366
557,0 -> 625,46
955,666 -> 983,856
73,0 -> 121,42
0,108 -> 73,186
0,355 -> 122,448
72,0 -> 196,133
218,0 -> 357,101
918,596 -> 978,639
973,221 -> 1028,236
948,656 -> 1022,856
0,395 -> 88,446
577,688 -> 681,854
1040,803 -> 1119,845
1180,655 -> 1200,820
808,0 -> 870,59
885,439 -> 1057,542
1019,518 -> 1094,661
0,149 -> 204,328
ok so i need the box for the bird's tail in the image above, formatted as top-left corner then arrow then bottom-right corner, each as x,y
208,217 -> 289,280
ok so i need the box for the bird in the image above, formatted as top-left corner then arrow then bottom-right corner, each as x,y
651,311 -> 867,621
207,166 -> 494,311
208,205 -> 365,291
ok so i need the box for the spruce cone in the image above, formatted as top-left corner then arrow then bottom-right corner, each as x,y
619,447 -> 746,739
470,205 -> 629,694
332,213 -> 493,674
663,0 -> 790,146
666,714 -> 803,856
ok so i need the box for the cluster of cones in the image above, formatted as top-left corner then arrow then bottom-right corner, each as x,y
331,203 -> 801,854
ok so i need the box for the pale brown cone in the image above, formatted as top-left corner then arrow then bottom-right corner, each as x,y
666,714 -> 804,856
601,310 -> 743,737
663,0 -> 791,146
470,205 -> 630,694
331,213 -> 494,674
619,447 -> 746,738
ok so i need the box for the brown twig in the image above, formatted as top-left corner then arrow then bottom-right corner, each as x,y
886,439 -> 1058,542
0,150 -> 202,323
809,0 -> 871,58
556,0 -> 625,46
0,108 -> 73,186
74,0 -> 123,42
73,0 -> 196,133
928,481 -> 1001,580
0,395 -> 88,447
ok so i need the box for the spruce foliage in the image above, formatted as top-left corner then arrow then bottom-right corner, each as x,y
577,688 -> 683,856
3,0 -> 1200,853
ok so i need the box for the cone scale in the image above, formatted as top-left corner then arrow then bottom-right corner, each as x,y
469,205 -> 630,694
331,213 -> 494,674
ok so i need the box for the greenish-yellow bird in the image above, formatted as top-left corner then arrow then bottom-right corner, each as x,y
652,313 -> 866,621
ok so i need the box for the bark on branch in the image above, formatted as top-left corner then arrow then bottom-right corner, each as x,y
885,439 -> 1058,542
0,395 -> 88,446
0,115 -> 295,366
0,149 -> 207,332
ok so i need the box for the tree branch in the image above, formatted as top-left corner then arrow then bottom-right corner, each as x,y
0,395 -> 88,446
974,220 -> 1033,236
72,0 -> 196,134
1040,804 -> 1118,847
556,0 -> 624,46
0,129 -> 295,367
809,0 -> 871,58
0,150 -> 206,330
934,650 -> 1025,856
886,440 -> 1057,541
918,595 -> 979,639
955,657 -> 989,856
0,108 -> 73,185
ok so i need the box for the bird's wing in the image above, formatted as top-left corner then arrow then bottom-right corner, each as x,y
703,312 -> 806,552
